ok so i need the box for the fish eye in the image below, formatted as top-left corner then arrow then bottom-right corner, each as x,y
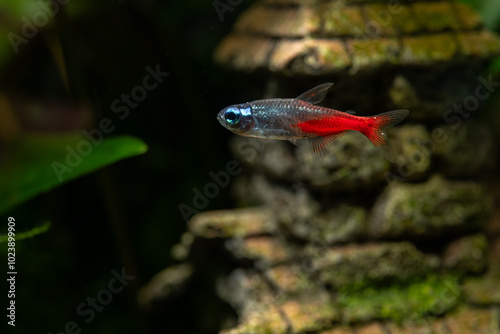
224,108 -> 241,125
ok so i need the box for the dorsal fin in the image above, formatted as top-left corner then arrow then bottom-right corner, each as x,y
295,83 -> 333,105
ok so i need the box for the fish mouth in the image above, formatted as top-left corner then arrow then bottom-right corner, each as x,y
217,111 -> 228,128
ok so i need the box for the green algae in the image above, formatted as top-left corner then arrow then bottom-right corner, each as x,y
315,242 -> 438,289
337,274 -> 461,323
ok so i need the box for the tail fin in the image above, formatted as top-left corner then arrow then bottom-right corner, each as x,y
364,109 -> 409,161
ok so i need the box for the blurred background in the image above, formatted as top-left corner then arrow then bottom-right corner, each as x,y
0,0 -> 499,333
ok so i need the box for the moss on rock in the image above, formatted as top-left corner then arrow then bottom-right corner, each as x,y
337,274 -> 461,323
312,242 -> 439,288
297,131 -> 389,191
322,4 -> 365,36
401,34 -> 458,65
442,234 -> 488,274
434,122 -> 496,177
389,124 -> 432,181
369,175 -> 492,239
306,204 -> 367,244
412,2 -> 459,32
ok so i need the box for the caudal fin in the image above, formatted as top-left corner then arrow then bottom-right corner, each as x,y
364,109 -> 409,161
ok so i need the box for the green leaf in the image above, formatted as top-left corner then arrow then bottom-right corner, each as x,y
0,221 -> 51,243
0,133 -> 148,214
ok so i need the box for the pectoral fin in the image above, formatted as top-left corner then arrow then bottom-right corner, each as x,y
295,83 -> 333,105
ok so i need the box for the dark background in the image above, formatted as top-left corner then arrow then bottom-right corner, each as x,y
1,0 -> 253,333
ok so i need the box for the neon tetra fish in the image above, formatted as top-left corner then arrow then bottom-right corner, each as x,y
217,83 -> 409,160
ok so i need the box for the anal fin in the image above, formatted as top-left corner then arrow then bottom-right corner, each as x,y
309,133 -> 344,160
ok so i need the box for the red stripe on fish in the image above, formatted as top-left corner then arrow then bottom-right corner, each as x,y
295,113 -> 368,137
294,110 -> 409,159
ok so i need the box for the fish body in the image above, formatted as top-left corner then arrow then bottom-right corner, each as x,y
217,83 -> 409,159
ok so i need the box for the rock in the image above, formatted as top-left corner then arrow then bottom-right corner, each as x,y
442,234 -> 488,274
305,204 -> 367,244
220,304 -> 289,334
280,291 -> 338,332
233,177 -> 366,245
296,131 -> 389,191
137,263 -> 193,310
170,232 -> 195,261
388,64 -> 487,121
490,237 -> 500,265
229,136 -> 296,180
275,186 -> 321,231
188,208 -> 276,239
214,0 -> 500,75
214,35 -> 273,72
225,235 -> 292,266
319,327 -> 354,334
412,2 -> 459,32
349,38 -> 400,72
487,208 -> 500,235
388,75 -> 421,120
328,308 -> 500,334
270,39 -> 351,75
355,323 -> 388,334
369,175 -> 492,239
264,182 -> 321,230
454,2 -> 483,29
231,172 -> 279,206
337,274 -> 460,323
182,0 -> 500,332
219,270 -> 338,334
388,124 -> 432,181
217,249 -> 341,332
386,317 -> 450,334
217,269 -> 274,318
401,33 -> 458,65
434,122 -> 496,177
231,131 -> 393,192
311,242 -> 439,288
322,3 -> 365,37
266,264 -> 314,295
234,4 -> 320,38
445,307 -> 500,334
463,267 -> 500,305
458,30 -> 500,58
233,176 -> 324,236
